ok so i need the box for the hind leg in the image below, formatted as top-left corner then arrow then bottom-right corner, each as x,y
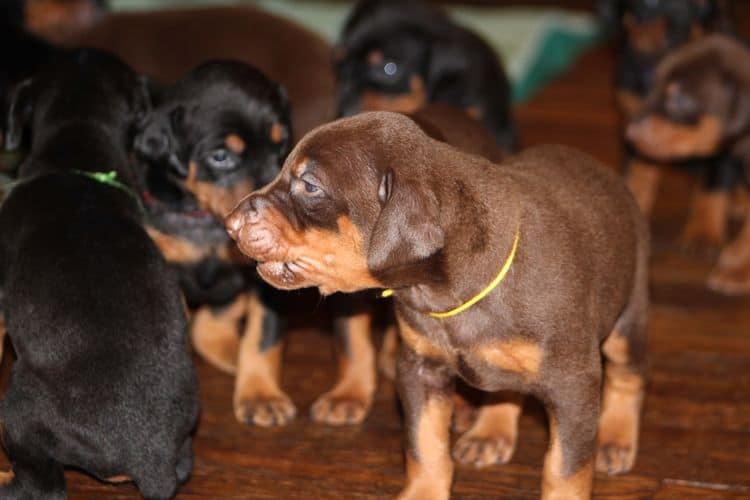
596,290 -> 647,474
0,440 -> 66,499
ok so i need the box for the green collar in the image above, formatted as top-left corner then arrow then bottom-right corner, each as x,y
72,170 -> 145,214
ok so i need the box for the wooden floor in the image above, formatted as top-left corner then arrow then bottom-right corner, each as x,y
3,11 -> 750,500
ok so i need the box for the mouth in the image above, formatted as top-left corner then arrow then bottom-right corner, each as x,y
256,261 -> 306,289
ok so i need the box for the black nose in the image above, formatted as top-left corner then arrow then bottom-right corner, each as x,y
135,127 -> 170,159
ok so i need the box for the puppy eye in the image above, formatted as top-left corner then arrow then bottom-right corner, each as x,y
206,148 -> 237,169
383,61 -> 398,76
303,180 -> 319,194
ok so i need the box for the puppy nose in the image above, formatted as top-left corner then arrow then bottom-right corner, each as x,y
225,196 -> 263,240
136,128 -> 170,159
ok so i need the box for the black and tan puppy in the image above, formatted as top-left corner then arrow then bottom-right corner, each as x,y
226,112 -> 648,499
600,0 -> 737,247
627,34 -> 750,294
0,50 -> 198,498
133,60 -> 302,427
335,0 -> 515,151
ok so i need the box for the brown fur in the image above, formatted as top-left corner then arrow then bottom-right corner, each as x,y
58,6 -> 335,138
625,159 -> 662,215
227,112 -> 649,498
191,295 -> 246,375
623,14 -> 668,55
25,0 -> 102,43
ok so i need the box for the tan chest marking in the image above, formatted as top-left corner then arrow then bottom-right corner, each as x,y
397,317 -> 448,362
474,339 -> 542,377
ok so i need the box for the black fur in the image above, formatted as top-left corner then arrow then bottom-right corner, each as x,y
335,0 -> 515,151
0,49 -> 198,499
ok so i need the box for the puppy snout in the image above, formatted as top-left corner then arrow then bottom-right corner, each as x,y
135,127 -> 170,159
225,195 -> 264,240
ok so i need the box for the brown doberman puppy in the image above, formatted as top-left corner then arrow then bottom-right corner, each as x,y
225,112 -> 649,499
627,34 -> 750,294
18,0 -> 334,138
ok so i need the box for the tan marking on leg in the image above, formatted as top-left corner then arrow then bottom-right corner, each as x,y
397,316 -> 447,362
225,134 -> 246,154
626,160 -> 662,215
234,292 -> 295,427
311,311 -> 376,425
602,330 -> 629,366
542,416 -> 594,500
627,115 -> 724,162
398,398 -> 453,500
681,189 -> 728,249
190,295 -> 246,375
145,226 -> 211,264
474,339 -> 542,377
451,391 -> 477,434
596,365 -> 644,475
708,258 -> 750,295
359,76 -> 427,114
453,400 -> 521,468
0,470 -> 14,486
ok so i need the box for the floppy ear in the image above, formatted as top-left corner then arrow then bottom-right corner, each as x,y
425,40 -> 470,102
132,74 -> 152,126
367,170 -> 444,284
5,79 -> 34,152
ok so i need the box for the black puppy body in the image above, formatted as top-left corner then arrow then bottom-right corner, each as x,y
602,0 -> 740,247
0,50 -> 198,498
335,0 -> 515,152
135,61 -> 300,426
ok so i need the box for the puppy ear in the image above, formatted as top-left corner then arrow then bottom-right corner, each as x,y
5,79 -> 34,152
133,74 -> 152,126
367,170 -> 444,284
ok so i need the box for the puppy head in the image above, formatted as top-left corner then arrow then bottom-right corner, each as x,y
626,34 -> 750,161
6,48 -> 149,156
600,0 -> 723,57
334,0 -> 456,117
225,111 -> 445,295
134,61 -> 292,222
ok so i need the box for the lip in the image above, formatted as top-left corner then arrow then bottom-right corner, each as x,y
256,261 -> 305,289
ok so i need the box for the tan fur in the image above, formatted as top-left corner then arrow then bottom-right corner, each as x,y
626,160 -> 662,215
474,339 -> 542,377
311,312 -> 376,425
270,123 -> 285,144
360,76 -> 426,114
453,401 -> 521,468
145,226 -> 210,264
26,0 -> 100,43
224,134 -> 246,154
233,292 -> 295,427
397,316 -> 447,362
602,330 -> 629,366
398,398 -> 453,500
616,90 -> 645,119
191,295 -> 246,375
186,162 -> 254,218
596,366 -> 644,475
542,416 -> 594,500
627,115 -> 724,161
105,475 -> 132,483
378,325 -> 399,381
0,470 -> 15,486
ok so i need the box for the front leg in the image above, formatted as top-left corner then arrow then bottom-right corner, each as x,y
681,187 -> 729,251
541,373 -> 600,500
396,346 -> 454,500
233,290 -> 295,426
311,296 -> 376,425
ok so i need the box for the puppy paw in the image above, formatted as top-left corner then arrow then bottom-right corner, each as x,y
310,391 -> 371,425
452,432 -> 515,468
234,395 -> 296,427
596,442 -> 635,475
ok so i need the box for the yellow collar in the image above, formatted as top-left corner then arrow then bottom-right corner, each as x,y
381,229 -> 520,319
